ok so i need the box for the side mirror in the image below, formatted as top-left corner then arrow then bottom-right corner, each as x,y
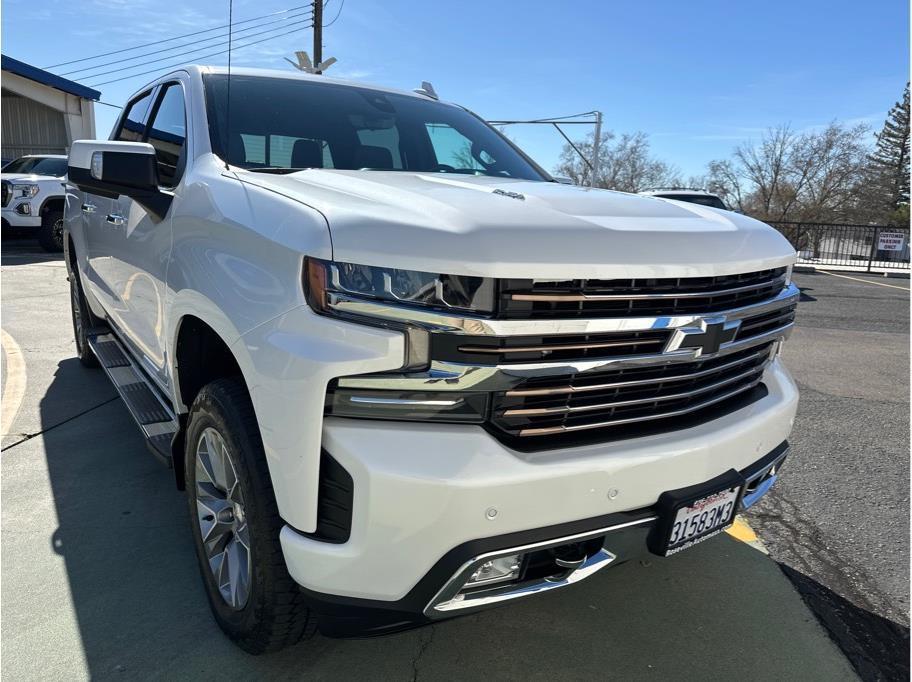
68,140 -> 172,220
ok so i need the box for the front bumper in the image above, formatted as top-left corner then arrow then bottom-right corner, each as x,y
1,206 -> 41,228
291,440 -> 790,637
280,358 -> 797,630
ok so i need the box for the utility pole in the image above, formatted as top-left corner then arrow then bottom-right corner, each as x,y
590,111 -> 602,188
313,0 -> 323,73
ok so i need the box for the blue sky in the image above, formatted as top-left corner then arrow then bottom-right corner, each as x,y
3,0 -> 908,176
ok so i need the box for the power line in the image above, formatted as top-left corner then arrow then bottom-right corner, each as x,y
87,22 -> 314,88
44,3 -> 313,69
60,10 -> 312,77
323,0 -> 344,26
73,16 -> 313,82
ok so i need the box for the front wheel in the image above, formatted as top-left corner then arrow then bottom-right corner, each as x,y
39,210 -> 64,252
185,378 -> 317,654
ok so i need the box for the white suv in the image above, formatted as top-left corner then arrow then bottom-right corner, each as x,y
64,66 -> 799,653
2,154 -> 68,251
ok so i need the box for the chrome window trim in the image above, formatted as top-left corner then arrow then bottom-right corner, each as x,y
326,283 -> 799,336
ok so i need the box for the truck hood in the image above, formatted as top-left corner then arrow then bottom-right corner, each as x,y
239,169 -> 796,279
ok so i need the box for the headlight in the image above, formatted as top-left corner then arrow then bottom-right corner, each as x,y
304,257 -> 496,315
11,184 -> 39,199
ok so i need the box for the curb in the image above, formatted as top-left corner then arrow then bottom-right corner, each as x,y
726,515 -> 768,554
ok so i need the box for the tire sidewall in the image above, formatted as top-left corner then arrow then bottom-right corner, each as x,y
69,271 -> 99,367
184,383 -> 276,639
40,210 -> 64,252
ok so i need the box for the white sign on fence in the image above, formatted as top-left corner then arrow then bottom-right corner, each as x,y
878,232 -> 907,252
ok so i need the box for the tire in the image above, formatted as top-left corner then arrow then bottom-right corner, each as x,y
39,210 -> 64,253
185,378 -> 317,654
70,269 -> 100,368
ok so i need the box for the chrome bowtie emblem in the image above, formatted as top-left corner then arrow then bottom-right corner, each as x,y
665,316 -> 741,356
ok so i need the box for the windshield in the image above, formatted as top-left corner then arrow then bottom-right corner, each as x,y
203,74 -> 547,180
2,156 -> 67,177
656,193 -> 727,210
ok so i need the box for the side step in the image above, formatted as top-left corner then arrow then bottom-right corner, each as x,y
88,333 -> 178,465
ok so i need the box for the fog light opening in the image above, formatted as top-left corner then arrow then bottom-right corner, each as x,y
465,553 -> 523,588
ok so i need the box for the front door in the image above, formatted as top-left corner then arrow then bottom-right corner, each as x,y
82,88 -> 156,330
113,82 -> 188,388
85,81 -> 188,390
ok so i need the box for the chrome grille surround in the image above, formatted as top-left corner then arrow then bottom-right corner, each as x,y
328,275 -> 799,447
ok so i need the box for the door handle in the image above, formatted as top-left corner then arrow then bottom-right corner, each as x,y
81,203 -> 96,214
105,213 -> 125,226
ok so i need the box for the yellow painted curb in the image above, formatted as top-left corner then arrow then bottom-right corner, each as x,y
726,515 -> 768,554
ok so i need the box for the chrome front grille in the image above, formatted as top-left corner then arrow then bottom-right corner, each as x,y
1,181 -> 10,208
498,267 -> 788,319
328,269 -> 799,449
490,342 -> 774,440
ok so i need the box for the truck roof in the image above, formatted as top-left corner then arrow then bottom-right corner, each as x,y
140,64 -> 441,105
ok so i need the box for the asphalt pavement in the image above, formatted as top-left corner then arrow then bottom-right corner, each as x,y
752,269 -> 910,680
1,241 -> 903,680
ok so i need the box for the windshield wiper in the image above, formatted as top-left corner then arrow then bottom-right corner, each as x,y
246,167 -> 311,174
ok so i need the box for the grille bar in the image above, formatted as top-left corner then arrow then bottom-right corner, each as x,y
503,345 -> 770,399
516,376 -> 764,437
456,337 -> 664,355
510,274 -> 787,302
503,365 -> 764,416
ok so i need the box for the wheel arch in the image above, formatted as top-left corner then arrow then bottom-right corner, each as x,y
170,312 -> 252,490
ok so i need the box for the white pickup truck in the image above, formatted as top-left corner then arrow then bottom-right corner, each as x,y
2,154 -> 68,251
64,65 -> 799,653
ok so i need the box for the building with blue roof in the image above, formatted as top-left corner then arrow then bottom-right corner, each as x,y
1,55 -> 101,163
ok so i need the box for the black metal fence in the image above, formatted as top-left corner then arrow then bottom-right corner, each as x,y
769,222 -> 911,271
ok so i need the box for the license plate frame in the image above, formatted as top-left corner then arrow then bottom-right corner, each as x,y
648,469 -> 745,557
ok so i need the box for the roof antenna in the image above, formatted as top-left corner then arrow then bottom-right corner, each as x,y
224,0 -> 234,170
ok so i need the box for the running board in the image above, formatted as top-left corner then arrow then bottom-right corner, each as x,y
87,333 -> 177,466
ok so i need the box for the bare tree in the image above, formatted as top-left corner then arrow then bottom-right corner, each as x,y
705,123 -> 871,223
555,131 -> 681,192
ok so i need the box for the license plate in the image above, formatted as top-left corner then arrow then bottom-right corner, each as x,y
648,468 -> 745,558
664,486 -> 741,556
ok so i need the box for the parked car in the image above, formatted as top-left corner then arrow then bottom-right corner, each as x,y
639,187 -> 729,210
64,65 -> 799,653
2,154 -> 68,251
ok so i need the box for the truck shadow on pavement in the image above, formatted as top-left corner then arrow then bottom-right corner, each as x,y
24,358 -> 885,680
0,238 -> 64,266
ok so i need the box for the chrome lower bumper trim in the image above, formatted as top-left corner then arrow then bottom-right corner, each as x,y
423,516 -> 657,617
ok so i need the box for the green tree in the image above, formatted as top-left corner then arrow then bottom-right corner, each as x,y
868,83 -> 910,224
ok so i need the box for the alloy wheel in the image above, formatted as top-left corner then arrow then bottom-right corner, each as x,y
53,217 -> 64,250
194,427 -> 252,610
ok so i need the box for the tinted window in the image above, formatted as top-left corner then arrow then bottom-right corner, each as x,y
203,74 -> 545,180
146,84 -> 187,187
426,123 -> 485,171
2,157 -> 67,176
116,90 -> 154,142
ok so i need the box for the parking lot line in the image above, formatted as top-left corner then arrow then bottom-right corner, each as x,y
817,269 -> 911,291
1,328 -> 27,438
